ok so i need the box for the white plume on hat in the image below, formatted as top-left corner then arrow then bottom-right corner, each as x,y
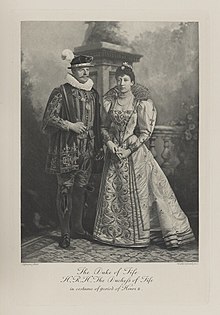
61,49 -> 75,62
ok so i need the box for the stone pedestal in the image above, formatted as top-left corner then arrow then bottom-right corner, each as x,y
74,41 -> 142,98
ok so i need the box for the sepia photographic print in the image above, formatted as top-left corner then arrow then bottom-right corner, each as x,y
21,21 -> 199,264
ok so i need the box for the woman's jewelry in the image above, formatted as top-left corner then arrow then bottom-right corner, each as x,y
121,62 -> 133,70
116,95 -> 133,107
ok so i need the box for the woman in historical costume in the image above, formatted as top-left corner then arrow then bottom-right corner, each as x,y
93,63 -> 195,249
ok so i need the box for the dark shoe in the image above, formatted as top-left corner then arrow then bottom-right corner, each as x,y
71,230 -> 93,241
167,245 -> 179,250
59,234 -> 70,249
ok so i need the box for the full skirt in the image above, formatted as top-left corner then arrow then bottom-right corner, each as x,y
93,144 -> 195,249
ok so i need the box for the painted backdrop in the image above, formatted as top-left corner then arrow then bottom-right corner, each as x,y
21,21 -> 199,237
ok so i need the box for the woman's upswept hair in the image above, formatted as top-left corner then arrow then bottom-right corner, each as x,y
115,62 -> 135,83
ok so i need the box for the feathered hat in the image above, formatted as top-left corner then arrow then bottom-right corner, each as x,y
61,49 -> 94,68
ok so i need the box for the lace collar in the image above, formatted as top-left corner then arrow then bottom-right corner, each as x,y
66,73 -> 94,91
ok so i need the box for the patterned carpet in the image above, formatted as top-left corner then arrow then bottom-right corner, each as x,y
21,230 -> 198,263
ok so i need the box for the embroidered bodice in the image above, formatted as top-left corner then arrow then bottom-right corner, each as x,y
108,109 -> 134,145
101,94 -> 157,152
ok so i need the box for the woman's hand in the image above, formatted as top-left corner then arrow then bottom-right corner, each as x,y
116,147 -> 131,160
68,122 -> 87,134
106,141 -> 118,154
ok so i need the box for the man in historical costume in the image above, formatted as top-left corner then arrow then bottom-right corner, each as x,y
42,49 -> 103,249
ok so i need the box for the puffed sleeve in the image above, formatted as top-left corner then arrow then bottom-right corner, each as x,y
128,99 -> 157,153
100,98 -> 112,144
41,88 -> 70,134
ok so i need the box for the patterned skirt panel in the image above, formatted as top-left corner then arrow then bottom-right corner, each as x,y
93,145 -> 195,248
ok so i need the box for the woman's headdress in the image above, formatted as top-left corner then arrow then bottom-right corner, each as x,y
115,62 -> 135,83
120,62 -> 133,70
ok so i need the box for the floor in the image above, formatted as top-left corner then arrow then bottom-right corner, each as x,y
21,229 -> 199,263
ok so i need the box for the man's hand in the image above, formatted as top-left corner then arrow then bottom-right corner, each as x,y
68,122 -> 87,134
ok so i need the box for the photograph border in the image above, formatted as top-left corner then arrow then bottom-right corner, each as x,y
1,1 -> 217,314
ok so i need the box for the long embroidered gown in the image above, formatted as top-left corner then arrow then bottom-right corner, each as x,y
93,85 -> 195,249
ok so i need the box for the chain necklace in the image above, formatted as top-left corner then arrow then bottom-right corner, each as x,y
116,94 -> 133,107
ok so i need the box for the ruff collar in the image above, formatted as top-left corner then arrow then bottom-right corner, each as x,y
66,73 -> 94,91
